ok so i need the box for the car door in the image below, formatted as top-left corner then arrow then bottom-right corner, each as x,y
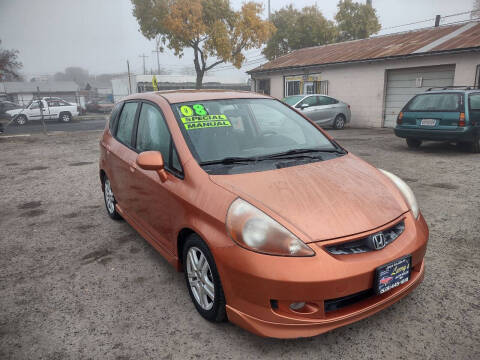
27,101 -> 42,120
469,92 -> 480,137
296,96 -> 321,121
313,96 -> 337,124
107,101 -> 140,215
46,99 -> 60,119
129,101 -> 184,254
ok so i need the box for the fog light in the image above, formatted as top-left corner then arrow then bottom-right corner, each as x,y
289,302 -> 306,311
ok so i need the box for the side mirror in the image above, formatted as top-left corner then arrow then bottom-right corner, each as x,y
297,103 -> 309,110
136,151 -> 168,182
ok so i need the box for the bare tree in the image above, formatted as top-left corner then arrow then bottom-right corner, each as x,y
0,39 -> 23,81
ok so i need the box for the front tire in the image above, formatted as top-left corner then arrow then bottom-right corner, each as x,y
183,234 -> 226,322
59,112 -> 72,123
103,177 -> 122,220
333,114 -> 346,129
15,114 -> 27,126
406,138 -> 422,149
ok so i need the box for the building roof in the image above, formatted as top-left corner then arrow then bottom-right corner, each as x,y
0,81 -> 79,94
249,21 -> 480,74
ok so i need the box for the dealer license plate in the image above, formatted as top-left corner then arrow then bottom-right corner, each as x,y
420,119 -> 437,126
375,255 -> 411,294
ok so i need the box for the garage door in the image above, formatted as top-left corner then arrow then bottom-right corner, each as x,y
383,65 -> 455,127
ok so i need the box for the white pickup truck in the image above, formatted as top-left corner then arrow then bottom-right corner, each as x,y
7,97 -> 79,125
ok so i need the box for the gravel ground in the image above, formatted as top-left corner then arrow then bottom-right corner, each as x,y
0,129 -> 479,360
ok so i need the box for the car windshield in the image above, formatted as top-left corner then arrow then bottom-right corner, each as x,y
406,93 -> 462,112
282,95 -> 304,106
172,98 -> 338,165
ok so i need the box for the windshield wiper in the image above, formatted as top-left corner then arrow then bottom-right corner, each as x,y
259,147 -> 343,160
199,156 -> 260,166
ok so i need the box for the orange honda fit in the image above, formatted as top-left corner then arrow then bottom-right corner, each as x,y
99,90 -> 428,338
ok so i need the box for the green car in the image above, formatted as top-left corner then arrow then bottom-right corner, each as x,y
394,87 -> 480,153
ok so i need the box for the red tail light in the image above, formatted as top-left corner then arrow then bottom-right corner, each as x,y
459,112 -> 465,127
397,112 -> 403,125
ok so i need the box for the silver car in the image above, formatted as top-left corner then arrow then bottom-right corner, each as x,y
283,94 -> 351,129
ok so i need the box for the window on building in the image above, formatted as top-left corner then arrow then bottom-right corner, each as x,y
257,79 -> 270,95
315,80 -> 329,95
286,80 -> 301,96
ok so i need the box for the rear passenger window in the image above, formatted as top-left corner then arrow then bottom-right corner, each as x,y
318,96 -> 337,105
470,94 -> 480,110
136,103 -> 170,161
116,102 -> 138,147
109,102 -> 123,132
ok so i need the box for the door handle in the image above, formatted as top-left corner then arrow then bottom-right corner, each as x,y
129,162 -> 136,173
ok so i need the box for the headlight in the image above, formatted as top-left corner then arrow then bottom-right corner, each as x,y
226,198 -> 315,256
379,169 -> 419,219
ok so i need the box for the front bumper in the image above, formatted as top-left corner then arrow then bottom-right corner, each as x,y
394,126 -> 475,141
215,212 -> 428,338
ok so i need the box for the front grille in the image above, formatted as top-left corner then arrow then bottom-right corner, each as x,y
326,220 -> 405,255
324,288 -> 374,313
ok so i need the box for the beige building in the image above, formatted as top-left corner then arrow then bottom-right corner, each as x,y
248,22 -> 480,128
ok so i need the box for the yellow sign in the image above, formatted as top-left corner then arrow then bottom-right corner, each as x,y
181,114 -> 231,130
152,75 -> 158,91
181,114 -> 227,123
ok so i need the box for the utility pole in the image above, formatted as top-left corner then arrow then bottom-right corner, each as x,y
152,47 -> 161,75
268,0 -> 270,21
139,54 -> 148,75
366,0 -> 372,6
127,60 -> 132,95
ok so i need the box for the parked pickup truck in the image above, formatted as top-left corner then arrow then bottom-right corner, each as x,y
7,97 -> 79,125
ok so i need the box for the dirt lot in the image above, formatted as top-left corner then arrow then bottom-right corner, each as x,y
1,129 -> 479,359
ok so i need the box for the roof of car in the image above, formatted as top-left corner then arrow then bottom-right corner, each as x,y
124,89 -> 271,104
422,89 -> 480,94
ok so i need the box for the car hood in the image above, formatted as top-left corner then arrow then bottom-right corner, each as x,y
209,154 -> 409,242
6,109 -> 22,115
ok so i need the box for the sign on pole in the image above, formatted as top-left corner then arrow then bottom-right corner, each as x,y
152,75 -> 158,91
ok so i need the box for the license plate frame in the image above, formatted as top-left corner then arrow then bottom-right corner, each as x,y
375,255 -> 411,295
420,118 -> 437,126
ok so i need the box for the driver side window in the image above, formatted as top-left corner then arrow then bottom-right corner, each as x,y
136,103 -> 170,160
296,96 -> 318,108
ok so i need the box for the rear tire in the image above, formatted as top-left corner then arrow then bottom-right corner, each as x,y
183,234 -> 226,323
59,112 -> 72,123
406,138 -> 422,149
333,114 -> 346,129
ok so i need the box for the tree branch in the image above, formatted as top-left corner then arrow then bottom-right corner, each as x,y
205,59 -> 225,71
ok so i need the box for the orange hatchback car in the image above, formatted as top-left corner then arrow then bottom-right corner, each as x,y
99,90 -> 428,338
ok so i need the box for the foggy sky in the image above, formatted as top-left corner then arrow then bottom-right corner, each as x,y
0,0 -> 474,80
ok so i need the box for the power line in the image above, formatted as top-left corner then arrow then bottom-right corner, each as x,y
379,9 -> 472,32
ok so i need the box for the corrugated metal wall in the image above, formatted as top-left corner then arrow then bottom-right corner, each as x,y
383,65 -> 455,127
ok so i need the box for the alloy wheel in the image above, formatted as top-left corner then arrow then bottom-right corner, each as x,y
104,179 -> 115,214
186,246 -> 215,310
335,116 -> 345,129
